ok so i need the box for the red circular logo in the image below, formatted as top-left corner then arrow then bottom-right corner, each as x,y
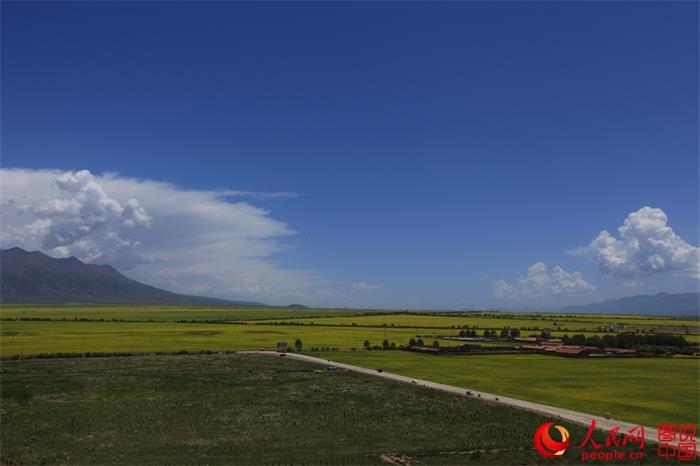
533,422 -> 571,458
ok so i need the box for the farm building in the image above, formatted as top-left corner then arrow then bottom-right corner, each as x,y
603,347 -> 637,355
520,343 -> 599,358
553,346 -> 597,357
539,339 -> 563,346
403,345 -> 442,355
514,337 -> 563,345
276,341 -> 288,351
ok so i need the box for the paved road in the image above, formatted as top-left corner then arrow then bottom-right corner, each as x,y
245,351 -> 697,446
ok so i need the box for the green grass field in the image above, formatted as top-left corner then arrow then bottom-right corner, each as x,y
0,354 -> 667,465
261,313 -> 699,333
0,305 -> 360,322
3,306 -> 697,330
6,318 -> 697,352
0,320 -> 441,355
2,305 -> 698,435
315,351 -> 700,427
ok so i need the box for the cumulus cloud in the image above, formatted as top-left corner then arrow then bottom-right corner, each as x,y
571,207 -> 700,279
618,280 -> 655,291
220,190 -> 298,200
352,281 -> 382,292
621,280 -> 643,289
1,169 -> 152,265
492,262 -> 596,299
0,168 -> 325,304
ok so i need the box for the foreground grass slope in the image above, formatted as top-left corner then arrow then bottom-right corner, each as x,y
0,354 -> 665,465
319,351 -> 700,427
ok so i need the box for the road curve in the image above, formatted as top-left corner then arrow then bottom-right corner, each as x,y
244,350 -> 696,446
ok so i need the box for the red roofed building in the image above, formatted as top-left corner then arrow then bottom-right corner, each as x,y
519,342 -> 599,358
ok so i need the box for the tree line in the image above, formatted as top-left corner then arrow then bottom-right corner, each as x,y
459,327 -> 521,338
560,332 -> 690,348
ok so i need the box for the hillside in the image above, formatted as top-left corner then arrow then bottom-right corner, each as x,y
564,292 -> 699,316
0,247 -> 264,306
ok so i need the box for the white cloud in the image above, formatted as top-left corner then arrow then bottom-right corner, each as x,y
492,262 -> 596,299
621,280 -> 643,289
352,281 -> 382,292
618,280 -> 655,291
571,207 -> 700,279
1,169 -> 152,265
219,190 -> 298,200
0,168 -> 325,304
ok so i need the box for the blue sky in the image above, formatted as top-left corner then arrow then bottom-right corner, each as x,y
2,1 -> 698,308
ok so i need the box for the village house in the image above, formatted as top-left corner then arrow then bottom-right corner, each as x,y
520,342 -> 599,358
276,341 -> 288,351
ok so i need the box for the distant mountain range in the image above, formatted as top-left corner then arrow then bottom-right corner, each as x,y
564,292 -> 699,316
0,247 -> 265,306
2,247 -> 698,315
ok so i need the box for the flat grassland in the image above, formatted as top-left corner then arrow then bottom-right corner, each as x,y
0,320 -> 441,354
315,351 -> 700,427
0,304 -> 358,321
260,313 -> 700,331
2,309 -> 698,354
258,314 -> 700,343
0,354 -> 666,465
4,306 -> 697,329
1,306 -> 698,430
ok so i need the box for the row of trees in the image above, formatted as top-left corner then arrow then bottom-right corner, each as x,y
296,338 -> 437,351
363,339 -> 398,350
458,327 -> 521,338
560,333 -> 690,349
407,338 -> 440,348
293,331 -> 691,353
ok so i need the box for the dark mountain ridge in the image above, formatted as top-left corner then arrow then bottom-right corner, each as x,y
563,292 -> 699,316
0,247 -> 265,306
